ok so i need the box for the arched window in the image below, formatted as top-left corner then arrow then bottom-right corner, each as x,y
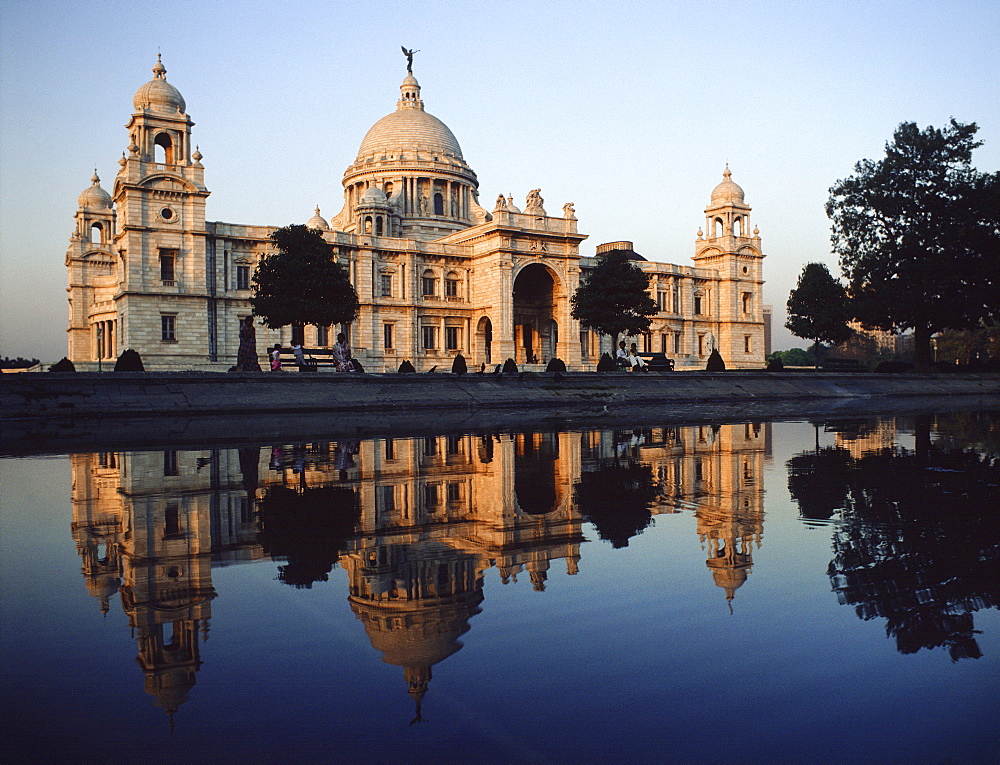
444,271 -> 460,299
154,133 -> 174,164
734,216 -> 742,237
714,218 -> 724,238
383,182 -> 393,197
434,193 -> 444,216
364,216 -> 373,233
421,269 -> 437,297
90,223 -> 104,244
375,216 -> 384,236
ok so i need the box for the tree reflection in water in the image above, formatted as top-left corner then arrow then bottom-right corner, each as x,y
575,458 -> 658,548
788,414 -> 1000,661
256,485 -> 361,588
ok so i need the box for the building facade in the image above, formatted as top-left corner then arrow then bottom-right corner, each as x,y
67,57 -> 767,372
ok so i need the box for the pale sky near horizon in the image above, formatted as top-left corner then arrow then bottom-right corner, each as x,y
1,0 -> 997,362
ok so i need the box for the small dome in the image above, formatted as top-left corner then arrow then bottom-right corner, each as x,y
359,186 -> 388,205
306,205 -> 330,230
133,55 -> 186,114
711,165 -> 745,204
78,172 -> 112,209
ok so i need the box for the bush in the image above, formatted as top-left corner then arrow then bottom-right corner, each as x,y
397,360 -> 416,374
114,348 -> 145,371
451,354 -> 467,375
766,356 -> 784,371
49,357 -> 76,372
545,358 -> 567,373
596,352 -> 617,372
502,358 -> 519,374
706,349 -> 726,372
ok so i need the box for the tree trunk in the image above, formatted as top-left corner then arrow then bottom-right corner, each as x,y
913,323 -> 933,372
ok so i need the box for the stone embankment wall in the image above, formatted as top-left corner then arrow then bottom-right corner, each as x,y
4,370 -> 998,421
3,371 -> 998,456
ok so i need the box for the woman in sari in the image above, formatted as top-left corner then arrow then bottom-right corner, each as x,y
332,333 -> 353,372
236,316 -> 262,371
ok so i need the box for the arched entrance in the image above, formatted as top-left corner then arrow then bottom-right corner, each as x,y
476,316 -> 493,367
512,264 -> 559,364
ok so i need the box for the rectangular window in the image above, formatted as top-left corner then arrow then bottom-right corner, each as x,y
424,437 -> 438,457
159,250 -> 176,285
164,502 -> 181,537
380,274 -> 392,297
383,323 -> 394,350
376,485 -> 396,513
742,292 -> 752,314
161,314 -> 176,342
660,333 -> 668,354
236,265 -> 250,290
698,334 -> 705,356
643,333 -> 652,353
447,482 -> 461,502
422,277 -> 436,297
673,332 -> 681,354
694,295 -> 703,315
744,335 -> 752,353
657,291 -> 668,312
445,326 -> 460,351
163,450 -> 178,476
672,282 -> 680,313
317,325 -> 329,346
422,325 -> 437,350
384,438 -> 395,461
445,278 -> 459,298
424,483 -> 439,507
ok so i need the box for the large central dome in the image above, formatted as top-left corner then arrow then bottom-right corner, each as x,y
358,110 -> 463,159
355,73 -> 463,160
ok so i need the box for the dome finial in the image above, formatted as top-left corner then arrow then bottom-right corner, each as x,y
723,163 -> 731,179
152,53 -> 166,79
91,168 -> 100,185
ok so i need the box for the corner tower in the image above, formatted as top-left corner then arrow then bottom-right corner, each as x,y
111,56 -> 213,368
333,67 -> 488,241
693,166 -> 765,367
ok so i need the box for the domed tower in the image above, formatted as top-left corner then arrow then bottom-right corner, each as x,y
66,172 -> 118,365
693,166 -> 765,367
109,55 -> 213,368
333,67 -> 488,241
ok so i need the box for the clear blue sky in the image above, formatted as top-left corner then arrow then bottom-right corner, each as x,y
2,0 -> 997,362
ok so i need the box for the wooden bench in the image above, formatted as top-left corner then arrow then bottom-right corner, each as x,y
637,352 -> 675,371
275,348 -> 348,372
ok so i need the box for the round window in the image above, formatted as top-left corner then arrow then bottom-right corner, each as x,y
160,207 -> 174,221
742,266 -> 748,274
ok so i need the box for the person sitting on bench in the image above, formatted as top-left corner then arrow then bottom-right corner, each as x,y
616,341 -> 647,372
629,343 -> 649,372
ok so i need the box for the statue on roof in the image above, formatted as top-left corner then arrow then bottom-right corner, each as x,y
401,46 -> 420,73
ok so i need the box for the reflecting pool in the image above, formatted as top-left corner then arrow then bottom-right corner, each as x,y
2,412 -> 998,763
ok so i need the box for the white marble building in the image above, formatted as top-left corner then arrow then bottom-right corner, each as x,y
66,57 -> 766,371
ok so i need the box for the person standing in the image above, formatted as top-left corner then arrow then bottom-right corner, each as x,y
236,317 -> 262,371
270,344 -> 283,372
332,333 -> 353,372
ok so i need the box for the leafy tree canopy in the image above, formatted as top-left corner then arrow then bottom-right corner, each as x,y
0,356 -> 40,369
786,263 -> 853,352
571,249 -> 658,345
827,120 -> 1000,369
251,224 -> 360,330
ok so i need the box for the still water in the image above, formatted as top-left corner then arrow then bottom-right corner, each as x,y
2,412 -> 997,764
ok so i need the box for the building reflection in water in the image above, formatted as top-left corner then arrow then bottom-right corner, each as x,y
68,421 -> 770,721
787,413 -> 1000,662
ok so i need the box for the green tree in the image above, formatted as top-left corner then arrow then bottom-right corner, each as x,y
827,120 -> 1000,370
251,224 -> 360,331
785,262 -> 853,366
570,249 -> 658,347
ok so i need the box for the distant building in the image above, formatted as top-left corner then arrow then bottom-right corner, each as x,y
67,57 -> 767,371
